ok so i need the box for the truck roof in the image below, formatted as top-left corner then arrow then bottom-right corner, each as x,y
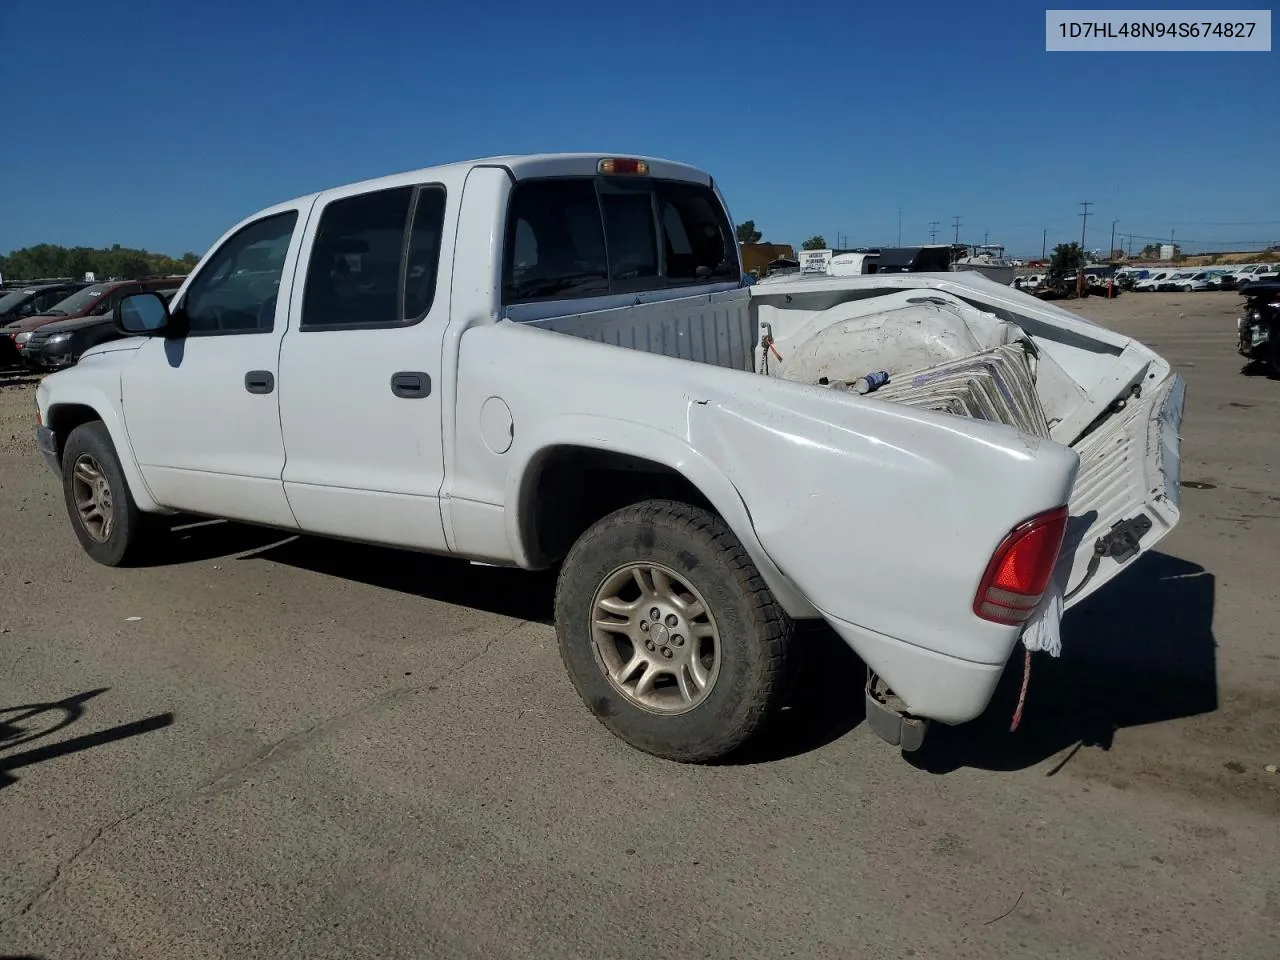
280,153 -> 714,210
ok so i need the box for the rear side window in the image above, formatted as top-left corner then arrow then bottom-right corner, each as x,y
302,184 -> 446,329
502,177 -> 739,304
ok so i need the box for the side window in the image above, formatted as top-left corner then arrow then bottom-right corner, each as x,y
37,289 -> 68,312
88,290 -> 117,316
502,179 -> 609,304
183,211 -> 298,334
302,185 -> 418,330
654,182 -> 738,283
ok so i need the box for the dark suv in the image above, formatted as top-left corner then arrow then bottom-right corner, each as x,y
8,277 -> 185,367
0,282 -> 89,365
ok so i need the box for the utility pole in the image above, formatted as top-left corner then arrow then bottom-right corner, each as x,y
952,215 -> 962,245
983,230 -> 989,246
929,221 -> 940,244
1127,233 -> 1133,257
1077,202 -> 1092,298
897,207 -> 902,246
1109,219 -> 1119,259
1042,229 -> 1047,260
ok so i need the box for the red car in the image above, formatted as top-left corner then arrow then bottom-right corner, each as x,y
4,277 -> 185,361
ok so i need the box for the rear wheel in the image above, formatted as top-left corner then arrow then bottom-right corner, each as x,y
555,500 -> 795,762
61,421 -> 157,566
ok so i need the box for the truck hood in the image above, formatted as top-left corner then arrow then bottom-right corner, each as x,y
5,313 -> 71,334
77,337 -> 146,363
36,314 -> 113,334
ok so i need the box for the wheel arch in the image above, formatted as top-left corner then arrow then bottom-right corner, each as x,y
44,391 -> 163,513
504,417 -> 818,618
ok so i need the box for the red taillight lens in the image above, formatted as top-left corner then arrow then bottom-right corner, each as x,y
973,506 -> 1069,625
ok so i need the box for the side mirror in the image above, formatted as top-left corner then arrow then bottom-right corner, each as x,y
115,292 -> 171,336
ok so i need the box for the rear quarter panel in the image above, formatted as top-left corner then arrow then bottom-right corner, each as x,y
449,320 -> 1079,667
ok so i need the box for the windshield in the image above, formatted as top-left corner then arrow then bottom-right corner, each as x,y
0,289 -> 39,312
43,284 -> 109,316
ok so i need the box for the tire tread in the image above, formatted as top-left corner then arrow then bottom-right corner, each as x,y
554,499 -> 795,762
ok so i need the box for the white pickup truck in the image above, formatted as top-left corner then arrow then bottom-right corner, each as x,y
34,154 -> 1185,762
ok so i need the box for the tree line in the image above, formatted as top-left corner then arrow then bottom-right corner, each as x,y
0,244 -> 200,282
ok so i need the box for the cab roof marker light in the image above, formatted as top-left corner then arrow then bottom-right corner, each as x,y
598,158 -> 649,175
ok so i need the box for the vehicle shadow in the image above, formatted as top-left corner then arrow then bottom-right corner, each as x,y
248,535 -> 558,624
1240,360 -> 1279,380
908,551 -> 1217,775
724,621 -> 867,765
0,689 -> 175,789
160,524 -> 1214,768
142,517 -> 299,567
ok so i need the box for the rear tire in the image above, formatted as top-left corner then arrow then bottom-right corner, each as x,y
555,499 -> 795,762
61,421 -> 157,566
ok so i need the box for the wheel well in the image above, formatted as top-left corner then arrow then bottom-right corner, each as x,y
520,447 -> 717,567
47,404 -> 102,463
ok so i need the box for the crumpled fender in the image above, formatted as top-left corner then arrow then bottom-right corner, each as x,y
688,387 -> 1079,665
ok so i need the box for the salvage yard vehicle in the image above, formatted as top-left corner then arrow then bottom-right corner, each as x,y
1133,271 -> 1172,291
24,285 -> 182,370
1238,279 -> 1280,375
1176,271 -> 1218,292
7,277 -> 184,366
33,153 -> 1185,762
1,281 -> 89,365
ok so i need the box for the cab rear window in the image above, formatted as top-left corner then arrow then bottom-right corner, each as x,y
502,177 -> 739,304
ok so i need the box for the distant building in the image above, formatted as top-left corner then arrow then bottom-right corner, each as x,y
740,242 -> 798,277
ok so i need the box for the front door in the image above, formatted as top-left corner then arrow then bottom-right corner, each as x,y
277,180 -> 452,551
121,205 -> 311,527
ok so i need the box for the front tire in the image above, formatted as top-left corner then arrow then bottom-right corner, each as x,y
555,500 -> 795,762
61,421 -> 155,566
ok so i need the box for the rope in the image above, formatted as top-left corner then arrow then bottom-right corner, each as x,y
1010,646 -> 1032,732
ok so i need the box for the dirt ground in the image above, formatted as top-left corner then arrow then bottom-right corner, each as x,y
1,291 -> 1277,959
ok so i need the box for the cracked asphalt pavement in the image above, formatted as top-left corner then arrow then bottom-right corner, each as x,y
1,292 -> 1278,958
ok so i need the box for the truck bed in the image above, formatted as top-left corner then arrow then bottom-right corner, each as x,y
511,271 -> 1184,624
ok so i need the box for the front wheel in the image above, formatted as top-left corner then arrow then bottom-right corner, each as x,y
555,500 -> 795,762
61,421 -> 157,566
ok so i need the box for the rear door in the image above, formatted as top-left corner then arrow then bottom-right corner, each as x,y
277,179 -> 454,551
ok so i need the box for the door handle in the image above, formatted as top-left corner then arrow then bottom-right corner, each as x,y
244,370 -> 275,394
390,371 -> 431,398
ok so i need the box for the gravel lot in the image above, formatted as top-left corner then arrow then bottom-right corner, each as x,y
1,291 -> 1277,959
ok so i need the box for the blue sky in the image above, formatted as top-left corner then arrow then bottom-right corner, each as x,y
1,0 -> 1276,258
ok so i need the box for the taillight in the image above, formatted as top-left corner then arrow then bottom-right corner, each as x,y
973,506 -> 1069,625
